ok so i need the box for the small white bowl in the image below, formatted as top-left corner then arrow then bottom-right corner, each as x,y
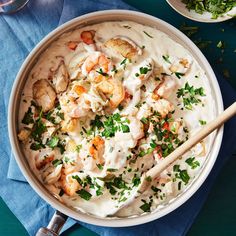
167,0 -> 236,23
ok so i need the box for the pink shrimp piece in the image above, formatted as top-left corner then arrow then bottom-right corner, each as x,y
81,30 -> 95,45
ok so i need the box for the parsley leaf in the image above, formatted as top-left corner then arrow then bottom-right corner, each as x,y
140,199 -> 152,212
185,157 -> 200,169
162,55 -> 171,64
177,82 -> 205,110
22,107 -> 34,125
76,189 -> 92,201
47,136 -> 59,148
52,159 -> 63,167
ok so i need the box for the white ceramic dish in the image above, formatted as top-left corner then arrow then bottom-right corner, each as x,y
167,0 -> 236,23
8,10 -> 223,227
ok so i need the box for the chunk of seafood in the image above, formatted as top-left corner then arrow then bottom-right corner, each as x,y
153,98 -> 174,118
81,30 -> 95,45
104,37 -> 142,59
35,152 -> 54,170
169,56 -> 193,75
153,76 -> 177,99
129,116 -> 144,141
81,52 -> 112,77
89,136 -> 105,164
33,79 -> 56,112
96,78 -> 125,108
61,115 -> 79,132
43,164 -> 62,184
53,62 -> 69,93
60,168 -> 81,196
18,129 -> 30,142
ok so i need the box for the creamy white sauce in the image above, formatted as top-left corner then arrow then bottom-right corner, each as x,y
18,21 -> 215,218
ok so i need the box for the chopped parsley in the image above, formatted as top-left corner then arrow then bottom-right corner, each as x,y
174,165 -> 190,185
101,113 -> 130,138
151,186 -> 161,193
22,107 -> 34,125
143,31 -> 153,38
52,159 -> 63,167
132,174 -> 141,187
96,68 -> 108,77
140,199 -> 152,212
107,168 -> 118,172
162,55 -> 171,64
174,72 -> 185,79
96,163 -> 104,170
185,157 -> 200,169
182,0 -> 236,19
76,189 -> 92,201
217,40 -> 225,49
31,111 -> 47,143
199,120 -> 207,125
76,144 -> 82,153
177,82 -> 205,110
47,136 -> 59,148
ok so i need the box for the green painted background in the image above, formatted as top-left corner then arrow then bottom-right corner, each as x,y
1,0 -> 236,235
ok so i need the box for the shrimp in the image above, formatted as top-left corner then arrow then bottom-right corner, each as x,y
129,116 -> 144,141
152,98 -> 174,118
153,76 -> 177,99
81,30 -> 95,45
104,36 -> 142,59
169,56 -> 193,75
96,78 -> 125,108
60,166 -> 81,196
89,136 -> 105,164
81,52 -> 112,77
33,79 -> 57,112
35,153 -> 54,170
53,61 -> 69,93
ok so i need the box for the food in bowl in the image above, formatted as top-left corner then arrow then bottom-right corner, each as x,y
17,21 -> 216,217
182,0 -> 236,19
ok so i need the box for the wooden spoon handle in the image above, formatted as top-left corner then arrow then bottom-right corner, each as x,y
145,102 -> 236,181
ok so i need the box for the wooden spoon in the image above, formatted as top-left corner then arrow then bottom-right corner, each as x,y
115,101 -> 236,212
138,101 -> 236,192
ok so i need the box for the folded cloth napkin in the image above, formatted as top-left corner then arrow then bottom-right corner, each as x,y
0,0 -> 236,236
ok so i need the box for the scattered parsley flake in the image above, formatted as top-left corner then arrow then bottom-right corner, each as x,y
143,31 -> 153,38
199,120 -> 207,125
76,189 -> 92,201
185,157 -> 200,169
162,55 -> 171,64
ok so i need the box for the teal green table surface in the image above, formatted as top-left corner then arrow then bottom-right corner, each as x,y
1,1 -> 236,235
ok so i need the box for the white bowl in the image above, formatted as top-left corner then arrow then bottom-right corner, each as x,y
8,10 -> 223,227
167,0 -> 236,23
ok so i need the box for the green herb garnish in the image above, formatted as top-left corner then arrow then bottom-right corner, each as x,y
140,199 -> 152,212
199,120 -> 207,125
177,82 -> 205,110
52,159 -> 63,167
22,107 -> 34,125
182,0 -> 236,19
162,55 -> 171,64
47,136 -> 59,148
76,189 -> 92,201
143,31 -> 153,38
185,157 -> 200,169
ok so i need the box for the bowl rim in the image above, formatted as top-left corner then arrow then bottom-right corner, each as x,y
166,0 -> 236,23
8,9 -> 224,227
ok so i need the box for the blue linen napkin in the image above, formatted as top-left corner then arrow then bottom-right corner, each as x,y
0,0 -> 236,235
